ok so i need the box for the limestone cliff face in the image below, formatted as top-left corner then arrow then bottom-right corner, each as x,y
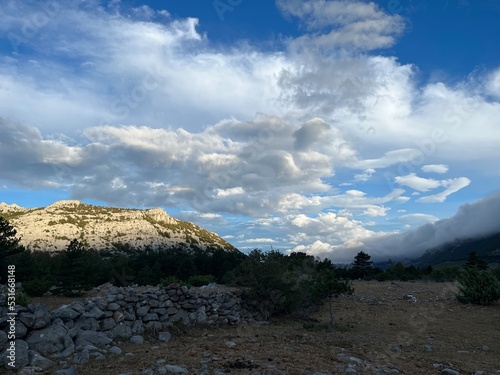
0,200 -> 238,253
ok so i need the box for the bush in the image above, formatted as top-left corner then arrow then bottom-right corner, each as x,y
16,291 -> 31,307
23,277 -> 53,297
160,275 -> 187,288
188,274 -> 215,287
456,267 -> 500,305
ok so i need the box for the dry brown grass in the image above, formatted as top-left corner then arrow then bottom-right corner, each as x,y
29,281 -> 500,374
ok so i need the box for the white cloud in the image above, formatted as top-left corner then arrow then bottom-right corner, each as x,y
421,164 -> 449,174
352,149 -> 422,170
395,173 -> 441,192
1,1 -> 500,257
362,206 -> 389,217
486,68 -> 500,99
277,0 -> 405,52
290,240 -> 335,257
215,187 -> 245,198
0,2 -> 289,133
340,193 -> 500,262
393,173 -> 471,202
354,168 -> 375,182
396,213 -> 439,225
417,177 -> 471,203
245,238 -> 276,244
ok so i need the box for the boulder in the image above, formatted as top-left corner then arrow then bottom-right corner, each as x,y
52,306 -> 81,322
132,320 -> 144,335
196,306 -> 207,324
143,313 -> 159,322
123,307 -> 136,321
26,324 -> 73,355
0,339 -> 29,369
136,306 -> 150,317
113,310 -> 125,323
93,297 -> 108,311
29,350 -> 55,370
24,303 -> 51,329
69,317 -> 100,336
109,346 -> 122,355
158,332 -> 172,342
14,321 -> 28,339
72,349 -> 90,365
101,318 -> 117,331
75,330 -> 112,348
130,335 -> 144,345
107,302 -> 121,311
110,323 -> 132,340
83,306 -> 106,320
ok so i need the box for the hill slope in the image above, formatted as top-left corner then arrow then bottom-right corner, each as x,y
412,230 -> 500,267
0,200 -> 238,253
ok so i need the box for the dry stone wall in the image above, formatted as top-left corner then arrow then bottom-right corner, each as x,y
0,283 -> 264,372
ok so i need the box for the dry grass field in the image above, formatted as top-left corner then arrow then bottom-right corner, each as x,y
27,281 -> 500,375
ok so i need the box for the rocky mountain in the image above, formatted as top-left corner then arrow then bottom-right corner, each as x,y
412,230 -> 500,268
0,200 -> 238,253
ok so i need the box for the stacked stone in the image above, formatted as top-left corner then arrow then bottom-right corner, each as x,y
0,284 -> 264,371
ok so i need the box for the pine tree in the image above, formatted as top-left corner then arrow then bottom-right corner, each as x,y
457,267 -> 500,305
54,239 -> 89,296
352,251 -> 373,279
463,251 -> 488,270
0,216 -> 24,282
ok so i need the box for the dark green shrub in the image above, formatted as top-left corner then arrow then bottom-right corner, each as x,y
188,274 -> 215,286
16,291 -> 31,307
457,267 -> 500,305
160,275 -> 187,288
23,277 -> 52,297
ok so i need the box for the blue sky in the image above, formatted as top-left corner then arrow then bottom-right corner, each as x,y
1,0 -> 500,262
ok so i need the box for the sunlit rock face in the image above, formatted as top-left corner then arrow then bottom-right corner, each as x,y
0,200 -> 237,252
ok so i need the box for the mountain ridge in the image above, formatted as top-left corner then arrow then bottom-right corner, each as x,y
411,230 -> 500,268
0,200 -> 238,253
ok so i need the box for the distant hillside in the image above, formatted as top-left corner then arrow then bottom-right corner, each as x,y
0,200 -> 238,253
412,231 -> 500,268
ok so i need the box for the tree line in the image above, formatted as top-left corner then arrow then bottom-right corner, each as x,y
1,216 -> 500,311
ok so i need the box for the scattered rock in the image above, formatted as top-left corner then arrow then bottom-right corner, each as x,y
130,335 -> 145,345
72,349 -> 90,365
159,331 -> 172,342
337,353 -> 364,365
158,364 -> 189,374
109,345 -> 123,355
28,350 -> 55,370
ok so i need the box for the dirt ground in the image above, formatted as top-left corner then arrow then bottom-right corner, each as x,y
29,281 -> 500,374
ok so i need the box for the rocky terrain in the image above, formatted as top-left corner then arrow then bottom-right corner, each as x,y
2,281 -> 500,374
0,200 -> 237,252
0,282 -> 266,373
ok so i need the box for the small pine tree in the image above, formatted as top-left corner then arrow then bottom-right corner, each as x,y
0,216 -> 24,281
312,269 -> 354,327
463,251 -> 488,270
54,239 -> 89,296
352,251 -> 373,279
457,267 -> 500,305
